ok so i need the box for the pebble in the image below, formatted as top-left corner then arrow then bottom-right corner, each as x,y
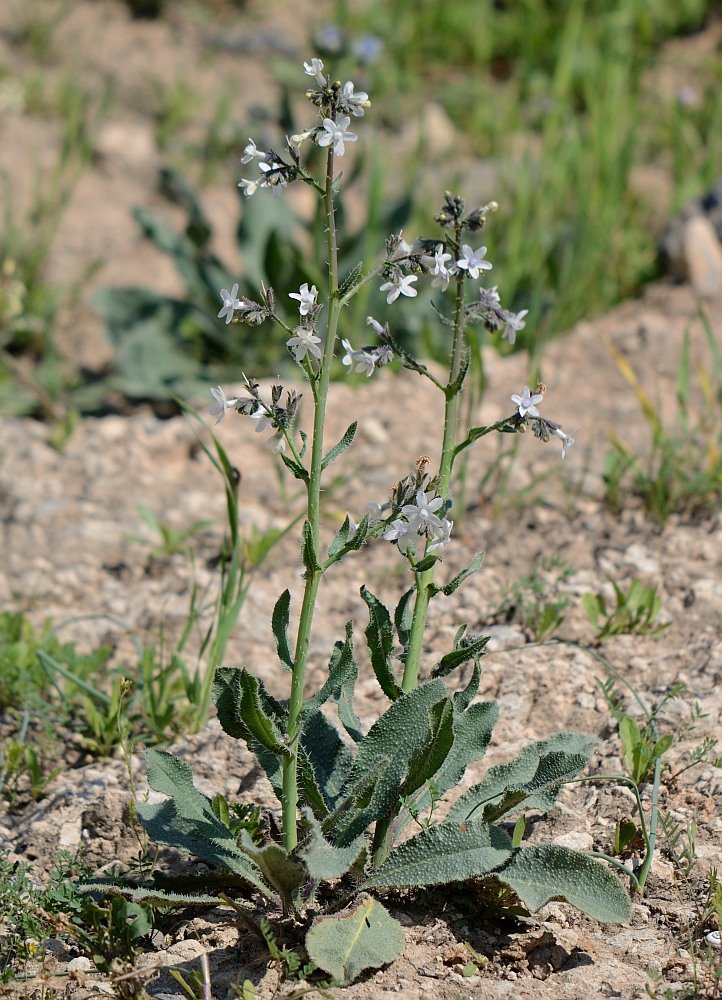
552,830 -> 594,852
67,956 -> 94,972
683,216 -> 722,298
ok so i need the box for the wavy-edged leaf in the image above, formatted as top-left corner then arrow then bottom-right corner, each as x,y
448,732 -> 595,824
364,818 -> 512,889
271,590 -> 294,672
361,586 -> 402,701
298,808 -> 366,883
300,710 -> 354,811
138,750 -> 271,897
330,680 -> 448,846
322,422 -> 357,470
496,844 -> 631,923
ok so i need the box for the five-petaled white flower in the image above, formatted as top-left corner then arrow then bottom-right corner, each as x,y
287,327 -> 322,362
457,245 -> 493,280
502,309 -> 528,346
379,273 -> 418,304
303,58 -> 326,86
429,244 -> 454,290
341,338 -> 376,376
341,81 -> 369,116
240,139 -> 266,165
511,385 -> 544,419
209,386 -> 240,424
428,518 -> 453,552
402,490 -> 444,534
317,116 -> 358,157
289,283 -> 318,316
218,284 -> 242,324
553,426 -> 578,459
383,518 -> 416,554
238,178 -> 258,197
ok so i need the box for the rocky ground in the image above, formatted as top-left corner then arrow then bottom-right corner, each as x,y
1,2 -> 722,998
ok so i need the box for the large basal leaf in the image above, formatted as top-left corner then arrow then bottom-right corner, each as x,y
137,750 -> 271,897
330,680 -> 449,846
363,818 -> 512,889
298,808 -> 367,883
300,709 -> 354,811
399,698 -> 454,797
496,844 -> 631,923
306,894 -> 404,986
404,699 -> 498,828
237,832 -> 306,907
448,731 -> 595,824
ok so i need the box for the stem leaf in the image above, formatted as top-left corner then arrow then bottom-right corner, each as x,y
271,589 -> 294,672
322,421 -> 357,470
361,586 -> 402,701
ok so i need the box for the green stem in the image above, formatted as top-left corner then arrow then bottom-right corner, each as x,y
401,270 -> 466,693
281,149 -> 340,852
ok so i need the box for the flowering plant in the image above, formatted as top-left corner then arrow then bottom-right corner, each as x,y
121,59 -> 628,985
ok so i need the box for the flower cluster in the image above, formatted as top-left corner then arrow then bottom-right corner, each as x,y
237,59 -> 369,199
509,383 -> 577,459
384,489 -> 453,556
210,376 -> 300,455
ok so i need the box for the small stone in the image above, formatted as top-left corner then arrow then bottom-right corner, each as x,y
683,216 -> 722,298
67,956 -> 93,972
552,830 -> 594,852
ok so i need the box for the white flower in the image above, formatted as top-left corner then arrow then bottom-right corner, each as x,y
502,309 -> 528,346
289,283 -> 318,316
384,518 -> 416,554
258,161 -> 286,192
218,283 -> 241,324
240,139 -> 266,165
303,58 -> 326,85
457,244 -> 493,280
511,385 -> 544,419
402,490 -> 444,535
366,315 -> 384,335
238,178 -> 258,197
341,338 -> 376,376
553,425 -> 578,459
269,431 -> 287,455
317,116 -> 358,157
289,129 -> 313,148
428,517 -> 453,552
379,273 -> 418,304
341,80 -> 370,116
431,244 -> 452,277
209,385 -> 239,425
287,327 -> 322,362
250,406 -> 272,434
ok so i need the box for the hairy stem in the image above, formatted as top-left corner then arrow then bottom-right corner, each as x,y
401,268 -> 466,693
281,149 -> 340,852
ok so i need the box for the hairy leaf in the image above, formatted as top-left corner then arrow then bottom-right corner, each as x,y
361,586 -> 402,701
271,590 -> 294,671
496,845 -> 631,923
298,808 -> 367,883
363,819 -> 512,889
448,732 -> 595,824
322,422 -> 357,470
306,894 -> 404,986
